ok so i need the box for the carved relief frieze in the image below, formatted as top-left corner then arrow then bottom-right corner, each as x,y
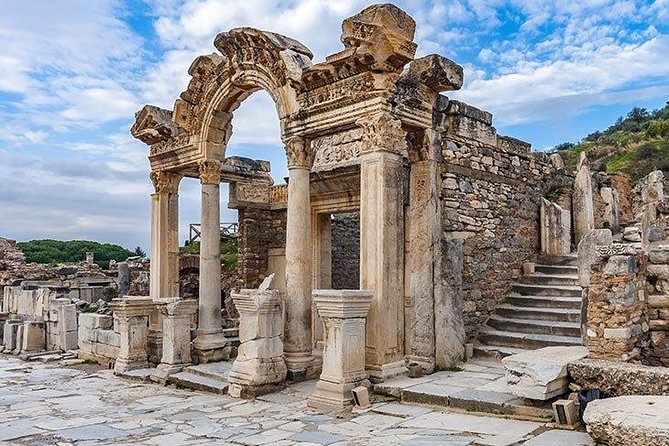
312,128 -> 363,171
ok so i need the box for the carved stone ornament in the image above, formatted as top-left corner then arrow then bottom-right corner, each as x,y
150,170 -> 181,194
357,112 -> 407,156
595,244 -> 638,258
198,159 -> 222,184
284,137 -> 313,169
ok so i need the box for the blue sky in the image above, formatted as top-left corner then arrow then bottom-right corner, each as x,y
1,0 -> 668,252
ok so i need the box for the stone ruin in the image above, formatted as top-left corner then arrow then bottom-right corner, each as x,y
2,3 -> 669,442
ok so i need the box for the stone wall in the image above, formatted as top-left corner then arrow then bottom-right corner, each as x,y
440,100 -> 571,337
643,246 -> 669,366
586,246 -> 649,361
77,313 -> 120,366
237,207 -> 286,289
331,213 -> 360,290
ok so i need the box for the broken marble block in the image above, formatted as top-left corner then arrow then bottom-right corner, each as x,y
584,396 -> 669,446
228,288 -> 286,398
502,346 -> 588,400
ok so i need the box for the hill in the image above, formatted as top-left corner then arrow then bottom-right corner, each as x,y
553,102 -> 669,181
18,239 -> 137,269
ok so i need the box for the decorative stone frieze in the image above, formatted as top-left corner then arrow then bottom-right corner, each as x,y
308,290 -> 373,411
357,112 -> 407,156
228,289 -> 286,398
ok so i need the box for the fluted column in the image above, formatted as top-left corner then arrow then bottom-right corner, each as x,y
284,137 -> 314,379
149,171 -> 182,300
193,159 -> 227,363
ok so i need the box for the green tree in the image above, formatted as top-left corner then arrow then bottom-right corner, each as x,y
17,240 -> 134,269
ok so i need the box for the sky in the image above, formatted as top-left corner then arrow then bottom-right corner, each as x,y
0,0 -> 668,252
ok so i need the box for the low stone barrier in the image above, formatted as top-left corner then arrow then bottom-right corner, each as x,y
568,358 -> 669,396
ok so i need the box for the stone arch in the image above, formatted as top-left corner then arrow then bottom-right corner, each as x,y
173,28 -> 313,162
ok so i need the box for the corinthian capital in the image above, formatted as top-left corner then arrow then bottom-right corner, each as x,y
150,170 -> 181,194
356,112 -> 407,156
198,159 -> 222,184
284,136 -> 313,169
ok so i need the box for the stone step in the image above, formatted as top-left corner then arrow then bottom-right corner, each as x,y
184,362 -> 232,382
479,328 -> 582,350
519,274 -> 579,286
537,254 -> 578,266
169,371 -> 229,394
534,264 -> 578,275
505,294 -> 582,309
487,315 -> 581,337
473,343 -> 530,360
511,283 -> 582,297
495,304 -> 581,322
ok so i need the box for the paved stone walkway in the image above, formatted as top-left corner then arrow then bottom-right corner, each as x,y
0,356 -> 593,446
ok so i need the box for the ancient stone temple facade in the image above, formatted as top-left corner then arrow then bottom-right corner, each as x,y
130,4 -> 568,380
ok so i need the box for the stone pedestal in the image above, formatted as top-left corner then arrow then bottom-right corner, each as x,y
151,298 -> 197,382
308,290 -> 373,411
193,160 -> 228,363
111,297 -> 154,373
2,320 -> 22,352
228,289 -> 286,398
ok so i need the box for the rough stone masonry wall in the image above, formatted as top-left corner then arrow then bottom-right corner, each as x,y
643,246 -> 669,366
237,207 -> 287,289
586,246 -> 649,361
440,101 -> 571,337
331,213 -> 360,290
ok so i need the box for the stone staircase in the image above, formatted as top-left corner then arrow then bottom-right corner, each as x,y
475,254 -> 584,359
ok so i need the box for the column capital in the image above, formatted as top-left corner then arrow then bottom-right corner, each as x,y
356,112 -> 407,157
284,136 -> 313,169
150,170 -> 181,194
198,159 -> 222,184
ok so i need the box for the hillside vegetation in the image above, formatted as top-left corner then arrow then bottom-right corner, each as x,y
553,102 -> 669,181
18,240 -> 138,269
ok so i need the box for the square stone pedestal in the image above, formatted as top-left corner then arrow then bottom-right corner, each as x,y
228,289 -> 287,398
151,298 -> 197,383
308,290 -> 373,411
111,296 -> 154,374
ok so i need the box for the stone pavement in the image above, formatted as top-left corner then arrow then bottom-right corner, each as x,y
0,356 -> 593,446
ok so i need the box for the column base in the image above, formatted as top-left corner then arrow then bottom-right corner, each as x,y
308,379 -> 362,411
405,355 -> 435,375
114,357 -> 150,374
193,331 -> 229,363
366,360 -> 408,383
285,353 -> 321,382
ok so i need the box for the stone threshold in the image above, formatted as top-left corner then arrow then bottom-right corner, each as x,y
374,359 -> 555,421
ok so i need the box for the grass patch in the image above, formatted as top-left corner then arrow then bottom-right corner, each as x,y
82,359 -> 98,365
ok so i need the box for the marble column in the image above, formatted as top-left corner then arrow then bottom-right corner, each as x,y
284,137 -> 315,379
151,298 -> 197,382
358,113 -> 407,381
111,297 -> 154,373
149,171 -> 181,300
573,153 -> 594,245
308,289 -> 373,410
193,159 -> 227,363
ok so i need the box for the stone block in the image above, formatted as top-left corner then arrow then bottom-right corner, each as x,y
237,337 -> 283,360
602,255 -> 636,277
22,321 -> 45,352
79,313 -> 113,330
238,312 -> 283,343
502,346 -> 589,400
552,399 -> 579,428
603,325 -> 641,339
584,396 -> 669,446
3,321 -> 21,351
62,330 -> 78,350
59,305 -> 78,333
352,386 -> 371,408
649,247 -> 669,265
577,229 -> 613,286
97,329 -> 121,347
649,295 -> 669,308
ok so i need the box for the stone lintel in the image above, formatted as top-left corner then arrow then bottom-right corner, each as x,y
111,296 -> 155,317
